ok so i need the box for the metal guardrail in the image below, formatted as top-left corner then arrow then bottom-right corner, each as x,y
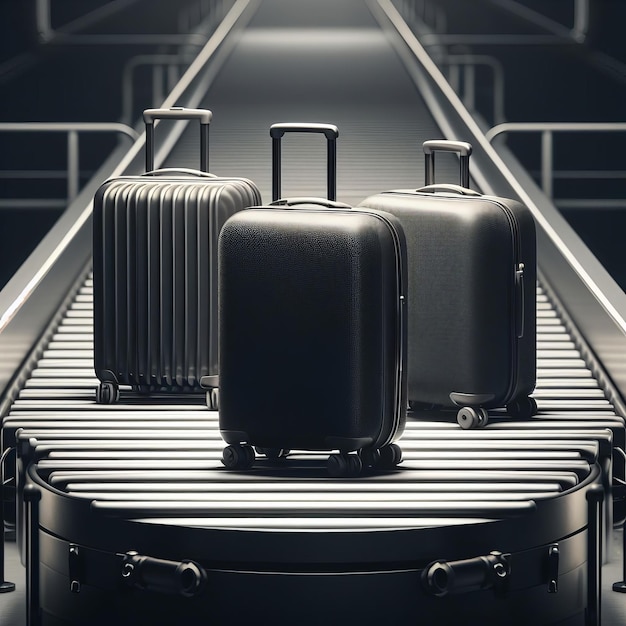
373,0 -> 626,416
121,54 -> 192,124
35,0 -> 216,47
486,122 -> 626,200
36,0 -> 139,43
441,54 -> 506,125
0,0 -> 259,404
397,0 -> 586,46
0,123 -> 139,208
489,0 -> 589,43
397,0 -> 446,34
119,0 -> 225,124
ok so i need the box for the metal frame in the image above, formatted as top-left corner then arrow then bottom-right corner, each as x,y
35,0 -> 139,43
486,122 -> 626,201
396,0 -> 589,43
441,54 -> 506,125
397,0 -> 447,33
34,0 -> 215,48
121,55 -> 193,124
0,0 -> 260,417
487,0 -> 589,43
0,123 -> 138,208
119,1 -> 228,124
372,0 -> 626,412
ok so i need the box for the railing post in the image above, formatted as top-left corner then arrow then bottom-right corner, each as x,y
448,63 -> 460,93
492,60 -> 505,124
586,484 -> 604,626
24,484 -> 41,626
573,0 -> 589,42
36,0 -> 52,42
462,63 -> 475,111
167,63 -> 179,92
66,130 -> 80,202
152,65 -> 165,109
0,448 -> 16,593
541,129 -> 553,198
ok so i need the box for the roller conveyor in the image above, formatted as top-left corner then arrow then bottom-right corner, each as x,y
2,0 -> 625,624
8,274 -> 621,623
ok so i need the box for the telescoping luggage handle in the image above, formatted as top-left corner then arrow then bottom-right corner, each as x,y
143,107 -> 212,173
422,139 -> 473,191
270,123 -> 339,203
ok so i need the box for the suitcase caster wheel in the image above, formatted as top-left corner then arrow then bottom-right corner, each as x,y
358,447 -> 381,469
378,443 -> 402,469
327,453 -> 362,478
206,388 -> 219,411
256,447 -> 289,460
96,382 -> 119,404
457,407 -> 489,429
506,396 -> 537,419
222,445 -> 255,470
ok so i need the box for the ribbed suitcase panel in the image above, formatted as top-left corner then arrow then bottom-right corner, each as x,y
95,178 -> 260,391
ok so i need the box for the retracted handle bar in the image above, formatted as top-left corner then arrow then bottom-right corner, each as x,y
143,107 -> 213,173
423,139 -> 472,188
270,123 -> 339,202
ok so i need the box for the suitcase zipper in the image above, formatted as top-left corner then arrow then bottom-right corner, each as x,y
480,197 -> 523,405
351,209 -> 407,448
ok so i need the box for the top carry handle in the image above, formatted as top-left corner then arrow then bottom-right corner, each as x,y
143,107 -> 213,173
270,123 -> 339,202
423,140 -> 472,188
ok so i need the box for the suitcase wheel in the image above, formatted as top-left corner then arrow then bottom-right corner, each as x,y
255,447 -> 290,460
95,381 -> 119,404
358,447 -> 381,469
456,407 -> 489,429
506,396 -> 538,419
377,443 -> 403,469
327,453 -> 362,478
206,388 -> 219,411
222,444 -> 255,470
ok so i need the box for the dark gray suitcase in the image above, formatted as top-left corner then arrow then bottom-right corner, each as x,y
216,123 -> 408,477
93,107 -> 262,406
358,140 -> 537,429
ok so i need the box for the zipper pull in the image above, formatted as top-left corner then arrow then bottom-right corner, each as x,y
515,263 -> 525,338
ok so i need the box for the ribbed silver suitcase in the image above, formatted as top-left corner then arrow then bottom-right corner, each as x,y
92,107 -> 261,405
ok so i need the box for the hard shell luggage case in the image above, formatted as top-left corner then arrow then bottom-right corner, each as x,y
217,123 -> 408,477
358,140 -> 537,429
93,107 -> 262,406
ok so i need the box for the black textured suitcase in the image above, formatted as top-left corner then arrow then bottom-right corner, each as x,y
358,140 -> 537,429
217,123 -> 408,477
92,107 -> 262,406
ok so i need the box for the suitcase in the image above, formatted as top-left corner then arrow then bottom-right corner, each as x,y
216,122 -> 408,477
92,107 -> 262,406
358,140 -> 537,429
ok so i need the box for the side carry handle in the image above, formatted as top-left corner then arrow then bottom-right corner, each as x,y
143,107 -> 213,174
270,122 -> 339,202
423,139 -> 472,188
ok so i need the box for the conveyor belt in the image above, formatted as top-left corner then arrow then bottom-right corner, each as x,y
11,278 -> 618,624
2,1 -> 625,624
